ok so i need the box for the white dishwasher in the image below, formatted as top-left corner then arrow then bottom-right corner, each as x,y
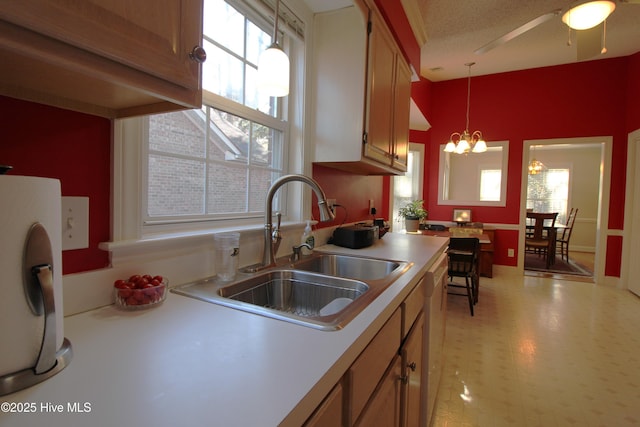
422,251 -> 448,427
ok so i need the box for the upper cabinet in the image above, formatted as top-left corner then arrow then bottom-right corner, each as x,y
311,0 -> 411,175
0,0 -> 204,118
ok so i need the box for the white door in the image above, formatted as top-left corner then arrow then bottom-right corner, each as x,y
626,130 -> 640,296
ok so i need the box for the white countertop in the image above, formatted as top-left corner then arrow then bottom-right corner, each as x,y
0,233 -> 448,427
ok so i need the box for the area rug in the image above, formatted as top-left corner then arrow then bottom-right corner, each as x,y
524,252 -> 593,276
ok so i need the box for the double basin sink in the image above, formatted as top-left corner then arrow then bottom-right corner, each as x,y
172,253 -> 412,331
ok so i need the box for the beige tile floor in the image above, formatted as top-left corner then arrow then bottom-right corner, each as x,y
431,272 -> 640,427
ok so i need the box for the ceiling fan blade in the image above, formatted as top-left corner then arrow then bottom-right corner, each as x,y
475,9 -> 562,55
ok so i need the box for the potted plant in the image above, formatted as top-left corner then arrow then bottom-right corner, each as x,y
398,200 -> 428,232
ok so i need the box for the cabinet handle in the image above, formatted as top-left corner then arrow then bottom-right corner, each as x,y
189,46 -> 207,63
407,362 -> 417,372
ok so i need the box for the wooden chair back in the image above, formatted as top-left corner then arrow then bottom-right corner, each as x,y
527,212 -> 558,240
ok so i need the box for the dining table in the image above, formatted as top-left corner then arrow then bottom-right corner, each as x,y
525,212 -> 568,267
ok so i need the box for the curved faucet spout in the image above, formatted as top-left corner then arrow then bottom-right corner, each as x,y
260,174 -> 335,269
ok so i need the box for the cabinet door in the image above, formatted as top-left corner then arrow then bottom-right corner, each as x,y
402,313 -> 424,427
0,0 -> 201,90
392,57 -> 411,172
304,383 -> 343,427
348,309 -> 401,425
355,355 -> 402,427
363,8 -> 395,167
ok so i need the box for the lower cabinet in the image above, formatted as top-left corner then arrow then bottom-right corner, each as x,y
303,383 -> 343,427
303,269 -> 445,427
401,313 -> 424,427
355,355 -> 403,427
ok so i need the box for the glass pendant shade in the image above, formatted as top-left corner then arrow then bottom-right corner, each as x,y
258,44 -> 290,97
562,1 -> 615,30
472,138 -> 487,153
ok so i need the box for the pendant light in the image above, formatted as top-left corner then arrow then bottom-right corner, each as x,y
528,146 -> 546,175
257,0 -> 290,97
444,63 -> 487,155
562,1 -> 615,30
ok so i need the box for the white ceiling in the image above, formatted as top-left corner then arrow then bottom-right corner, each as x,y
303,0 -> 640,81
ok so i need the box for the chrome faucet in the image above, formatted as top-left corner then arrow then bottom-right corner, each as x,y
248,174 -> 335,271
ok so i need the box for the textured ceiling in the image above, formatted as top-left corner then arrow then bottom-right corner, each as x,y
304,0 -> 640,81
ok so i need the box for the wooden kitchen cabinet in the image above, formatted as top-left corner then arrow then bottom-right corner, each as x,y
401,313 -> 424,427
0,0 -> 203,118
303,383 -> 343,427
348,308 -> 402,425
354,355 -> 403,427
311,0 -> 411,175
362,7 -> 410,172
306,250 -> 449,427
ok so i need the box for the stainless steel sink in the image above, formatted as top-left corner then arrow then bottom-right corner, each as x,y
292,253 -> 403,281
172,253 -> 412,331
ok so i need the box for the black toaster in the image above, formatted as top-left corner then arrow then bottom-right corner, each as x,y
331,225 -> 377,249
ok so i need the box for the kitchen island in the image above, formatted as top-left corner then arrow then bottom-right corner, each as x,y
0,233 -> 448,427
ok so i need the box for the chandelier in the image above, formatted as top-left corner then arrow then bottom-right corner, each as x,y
528,146 -> 546,175
444,63 -> 487,154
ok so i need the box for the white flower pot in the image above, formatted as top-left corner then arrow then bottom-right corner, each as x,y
405,218 -> 420,232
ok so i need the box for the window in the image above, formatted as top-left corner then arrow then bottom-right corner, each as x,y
136,0 -> 303,231
392,143 -> 425,230
526,169 -> 570,223
479,169 -> 501,201
145,105 -> 284,222
202,0 -> 277,116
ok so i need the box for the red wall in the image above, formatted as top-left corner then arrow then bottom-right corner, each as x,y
627,52 -> 640,132
418,56 -> 636,273
0,96 -> 111,274
312,164 -> 385,227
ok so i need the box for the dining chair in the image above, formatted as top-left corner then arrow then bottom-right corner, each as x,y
525,212 -> 558,269
557,208 -> 578,262
447,237 -> 479,316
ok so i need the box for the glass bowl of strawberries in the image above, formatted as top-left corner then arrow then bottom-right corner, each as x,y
113,274 -> 167,310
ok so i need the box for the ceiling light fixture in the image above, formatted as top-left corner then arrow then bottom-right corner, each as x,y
562,1 -> 616,30
528,146 -> 546,175
257,0 -> 289,97
444,63 -> 487,155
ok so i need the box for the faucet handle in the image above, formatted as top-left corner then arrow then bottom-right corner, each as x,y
272,212 -> 282,239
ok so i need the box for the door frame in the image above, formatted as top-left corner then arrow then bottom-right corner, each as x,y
621,128 -> 640,294
519,136 -> 612,283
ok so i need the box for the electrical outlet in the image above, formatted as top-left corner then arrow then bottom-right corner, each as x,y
61,196 -> 89,250
508,248 -> 515,257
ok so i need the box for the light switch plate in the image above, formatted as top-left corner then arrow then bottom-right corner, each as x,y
61,196 -> 89,251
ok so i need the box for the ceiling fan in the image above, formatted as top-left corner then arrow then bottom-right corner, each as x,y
475,0 -> 640,60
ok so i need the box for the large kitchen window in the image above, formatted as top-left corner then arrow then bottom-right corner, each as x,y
144,0 -> 291,226
114,0 -> 306,241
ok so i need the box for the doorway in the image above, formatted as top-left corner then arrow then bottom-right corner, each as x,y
520,137 -> 612,282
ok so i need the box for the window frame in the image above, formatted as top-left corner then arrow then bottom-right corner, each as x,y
108,0 -> 309,250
